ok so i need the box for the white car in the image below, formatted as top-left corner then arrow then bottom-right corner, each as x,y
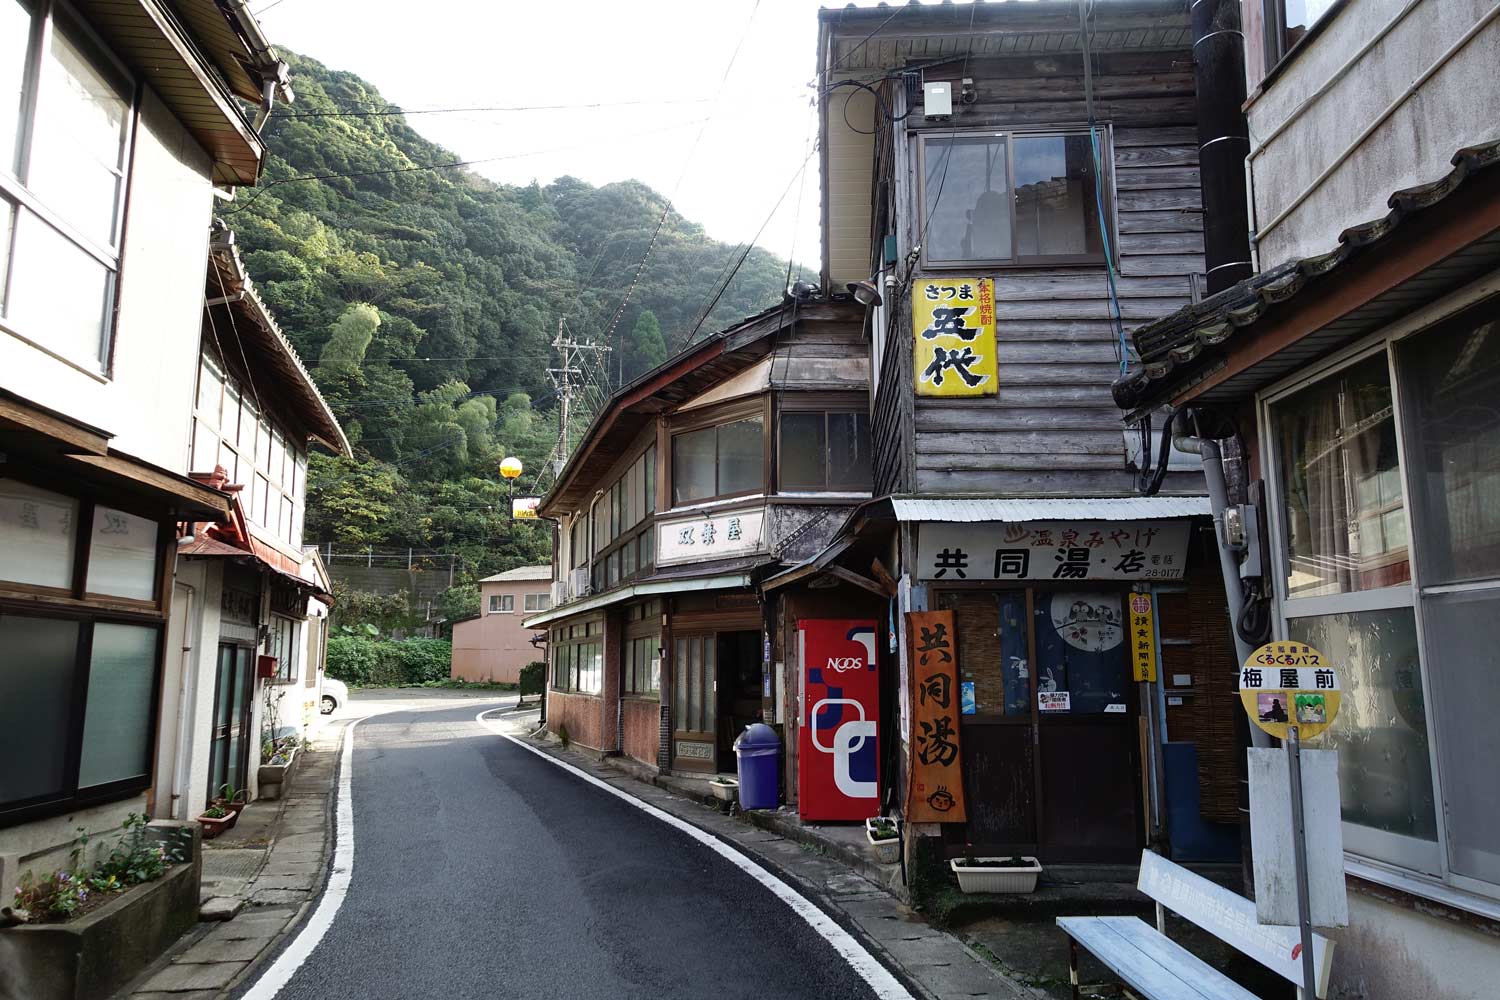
320,677 -> 349,715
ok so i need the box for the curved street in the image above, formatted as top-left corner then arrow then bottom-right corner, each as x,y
243,697 -> 889,1000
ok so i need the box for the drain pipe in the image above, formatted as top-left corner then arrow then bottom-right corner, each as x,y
1174,415 -> 1271,749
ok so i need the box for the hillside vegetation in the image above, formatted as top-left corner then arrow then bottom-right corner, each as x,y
228,53 -> 791,581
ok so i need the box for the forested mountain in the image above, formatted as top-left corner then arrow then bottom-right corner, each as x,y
229,53 -> 792,585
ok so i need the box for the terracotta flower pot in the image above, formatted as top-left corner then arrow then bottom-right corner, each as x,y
197,812 -> 236,840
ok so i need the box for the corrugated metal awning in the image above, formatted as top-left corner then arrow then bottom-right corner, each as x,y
888,496 -> 1211,522
522,572 -> 753,629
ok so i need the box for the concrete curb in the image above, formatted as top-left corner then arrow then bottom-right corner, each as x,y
115,719 -> 350,1000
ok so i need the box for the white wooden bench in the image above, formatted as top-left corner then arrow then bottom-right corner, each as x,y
1056,851 -> 1333,1000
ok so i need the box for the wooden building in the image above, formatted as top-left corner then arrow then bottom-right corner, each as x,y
523,297 -> 885,784
782,1 -> 1246,866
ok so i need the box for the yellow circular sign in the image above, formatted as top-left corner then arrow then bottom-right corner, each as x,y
1238,642 -> 1341,740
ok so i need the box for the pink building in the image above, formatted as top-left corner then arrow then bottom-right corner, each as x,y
450,566 -> 552,683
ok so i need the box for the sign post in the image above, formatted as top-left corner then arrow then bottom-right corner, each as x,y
1240,642 -> 1343,1000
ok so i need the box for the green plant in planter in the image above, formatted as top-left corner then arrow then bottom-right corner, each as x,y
94,813 -> 178,886
217,782 -> 247,805
869,819 -> 898,841
201,804 -> 229,820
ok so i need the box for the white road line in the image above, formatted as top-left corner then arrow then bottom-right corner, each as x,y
239,717 -> 361,1000
475,709 -> 915,1000
240,697 -> 521,999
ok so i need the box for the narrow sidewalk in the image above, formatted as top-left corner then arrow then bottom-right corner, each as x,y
119,719 -> 348,1000
491,708 -> 1041,1000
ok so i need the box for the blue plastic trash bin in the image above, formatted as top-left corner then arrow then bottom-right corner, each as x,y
734,723 -> 782,810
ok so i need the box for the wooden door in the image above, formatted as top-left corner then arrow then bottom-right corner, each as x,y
208,644 -> 254,801
671,634 -> 717,772
1033,590 -> 1142,861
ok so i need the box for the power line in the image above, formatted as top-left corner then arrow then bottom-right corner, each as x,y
277,97 -> 715,119
684,146 -> 817,347
595,0 -> 764,351
222,118 -> 709,217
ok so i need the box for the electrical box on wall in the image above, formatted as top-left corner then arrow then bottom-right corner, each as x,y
923,81 -> 952,119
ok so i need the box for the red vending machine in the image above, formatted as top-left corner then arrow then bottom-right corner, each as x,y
797,619 -> 880,821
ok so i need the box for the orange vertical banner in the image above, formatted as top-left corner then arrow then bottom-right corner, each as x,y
905,610 -> 967,823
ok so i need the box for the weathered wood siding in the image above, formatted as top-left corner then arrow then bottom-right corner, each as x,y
887,52 -> 1206,496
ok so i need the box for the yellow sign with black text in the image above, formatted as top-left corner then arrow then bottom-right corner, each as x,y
913,277 -> 997,398
1238,642 -> 1342,741
1128,591 -> 1157,682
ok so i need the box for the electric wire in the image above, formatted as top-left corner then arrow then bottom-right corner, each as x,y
1078,0 -> 1129,375
221,118 -> 709,217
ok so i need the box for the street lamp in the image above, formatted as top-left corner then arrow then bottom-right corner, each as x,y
500,455 -> 522,498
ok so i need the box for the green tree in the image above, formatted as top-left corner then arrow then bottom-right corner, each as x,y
622,309 -> 667,382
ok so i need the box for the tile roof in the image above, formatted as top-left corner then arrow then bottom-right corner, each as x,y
1113,138 -> 1500,418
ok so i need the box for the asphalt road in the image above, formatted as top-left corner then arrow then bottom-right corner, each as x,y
260,697 -> 884,1000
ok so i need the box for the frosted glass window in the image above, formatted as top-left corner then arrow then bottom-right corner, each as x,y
0,614 -> 79,804
717,417 -> 763,497
191,418 -> 218,474
0,478 -> 77,589
0,196 -> 11,315
1419,590 -> 1500,886
0,0 -> 31,177
85,505 -> 158,600
1287,609 -> 1436,849
7,208 -> 111,367
77,622 -> 157,788
671,426 -> 716,505
27,11 -> 128,249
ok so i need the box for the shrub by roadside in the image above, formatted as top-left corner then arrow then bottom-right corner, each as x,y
326,634 -> 454,687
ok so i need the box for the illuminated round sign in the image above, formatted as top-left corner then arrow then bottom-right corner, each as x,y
1238,642 -> 1341,740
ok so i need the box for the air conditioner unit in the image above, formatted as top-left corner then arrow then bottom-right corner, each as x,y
568,567 -> 592,600
550,580 -> 568,606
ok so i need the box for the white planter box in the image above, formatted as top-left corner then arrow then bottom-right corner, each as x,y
710,779 -> 738,804
950,857 -> 1042,894
865,818 -> 900,865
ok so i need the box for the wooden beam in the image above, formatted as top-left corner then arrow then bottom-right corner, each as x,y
869,558 -> 899,598
67,452 -> 231,518
825,565 -> 888,598
0,395 -> 110,455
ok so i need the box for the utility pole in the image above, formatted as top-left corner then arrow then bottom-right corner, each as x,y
546,318 -> 610,474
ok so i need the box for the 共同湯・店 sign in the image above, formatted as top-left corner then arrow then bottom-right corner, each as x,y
917,520 -> 1191,582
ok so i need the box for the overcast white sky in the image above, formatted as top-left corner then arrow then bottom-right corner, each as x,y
257,0 -> 845,268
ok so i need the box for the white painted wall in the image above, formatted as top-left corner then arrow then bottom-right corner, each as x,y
0,84 -> 213,470
1327,890 -> 1500,999
1247,0 -> 1500,268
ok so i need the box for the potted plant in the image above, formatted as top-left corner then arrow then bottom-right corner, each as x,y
196,802 -> 234,840
865,817 -> 900,865
709,776 -> 739,804
950,844 -> 1043,894
217,783 -> 248,816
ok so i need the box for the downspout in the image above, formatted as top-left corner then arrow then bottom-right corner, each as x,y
219,0 -> 292,132
1173,417 -> 1271,750
1191,0 -> 1253,293
171,582 -> 199,820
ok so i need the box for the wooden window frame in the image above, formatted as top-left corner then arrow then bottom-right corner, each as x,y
1257,0 -> 1347,86
915,125 -> 1118,270
550,617 -> 604,694
591,442 -> 659,593
666,396 -> 770,509
776,392 -> 874,493
0,470 -> 170,828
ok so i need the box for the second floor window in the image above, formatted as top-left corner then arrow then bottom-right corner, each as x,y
918,129 -> 1111,268
192,353 -> 308,549
523,592 -> 550,612
1,0 -> 133,373
779,411 -> 872,491
671,415 -> 763,506
1265,0 -> 1338,67
489,594 -> 514,613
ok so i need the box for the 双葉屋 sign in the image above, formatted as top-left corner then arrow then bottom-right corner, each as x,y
1238,642 -> 1341,740
917,520 -> 1191,582
914,277 -> 997,398
905,610 -> 968,823
656,506 -> 765,566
